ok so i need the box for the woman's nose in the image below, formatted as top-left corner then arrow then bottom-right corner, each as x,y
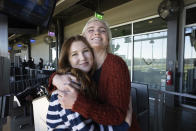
94,29 -> 100,35
79,53 -> 85,60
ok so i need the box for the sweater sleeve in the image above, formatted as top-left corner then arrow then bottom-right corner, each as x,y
47,72 -> 57,95
72,55 -> 131,125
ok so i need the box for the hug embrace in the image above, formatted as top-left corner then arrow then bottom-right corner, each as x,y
46,17 -> 141,131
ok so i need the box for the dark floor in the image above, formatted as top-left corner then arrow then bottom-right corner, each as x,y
149,96 -> 196,131
10,115 -> 34,131
1,104 -> 34,131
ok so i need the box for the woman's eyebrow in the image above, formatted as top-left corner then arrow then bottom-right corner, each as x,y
87,26 -> 106,29
87,26 -> 94,29
70,50 -> 77,54
83,47 -> 89,50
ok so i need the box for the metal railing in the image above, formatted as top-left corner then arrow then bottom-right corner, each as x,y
148,86 -> 196,131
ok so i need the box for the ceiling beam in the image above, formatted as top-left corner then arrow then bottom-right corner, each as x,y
8,28 -> 37,35
53,0 -> 80,16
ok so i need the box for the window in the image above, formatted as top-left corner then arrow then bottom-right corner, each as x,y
111,16 -> 167,88
111,36 -> 132,75
186,7 -> 196,25
111,24 -> 131,38
133,31 -> 167,87
183,27 -> 196,94
133,17 -> 167,34
182,5 -> 196,106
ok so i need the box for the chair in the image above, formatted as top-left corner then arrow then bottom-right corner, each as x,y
0,95 -> 10,118
131,87 -> 138,115
131,82 -> 149,131
13,84 -> 44,129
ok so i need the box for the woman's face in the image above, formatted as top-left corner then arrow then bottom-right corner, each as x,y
69,41 -> 93,72
84,21 -> 109,51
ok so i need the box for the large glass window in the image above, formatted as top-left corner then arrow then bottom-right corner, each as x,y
111,24 -> 131,38
49,42 -> 57,68
133,31 -> 167,87
111,17 -> 167,88
133,17 -> 167,34
111,36 -> 132,75
182,5 -> 196,106
186,7 -> 196,25
183,26 -> 196,95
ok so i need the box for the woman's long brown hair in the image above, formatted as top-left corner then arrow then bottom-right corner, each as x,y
57,35 -> 97,100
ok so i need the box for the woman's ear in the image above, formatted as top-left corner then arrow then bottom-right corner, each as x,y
82,33 -> 86,37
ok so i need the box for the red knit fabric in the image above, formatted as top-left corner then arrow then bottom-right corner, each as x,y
47,53 -> 141,131
130,113 -> 141,131
72,54 -> 139,130
47,72 -> 57,95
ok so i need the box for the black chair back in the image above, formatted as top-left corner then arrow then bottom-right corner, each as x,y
131,82 -> 149,131
0,95 -> 10,118
131,87 -> 138,114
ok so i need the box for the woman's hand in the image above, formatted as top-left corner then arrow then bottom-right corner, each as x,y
52,74 -> 77,91
125,97 -> 133,127
57,82 -> 80,109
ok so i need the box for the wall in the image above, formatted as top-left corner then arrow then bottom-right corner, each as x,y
185,0 -> 196,5
31,34 -> 50,65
